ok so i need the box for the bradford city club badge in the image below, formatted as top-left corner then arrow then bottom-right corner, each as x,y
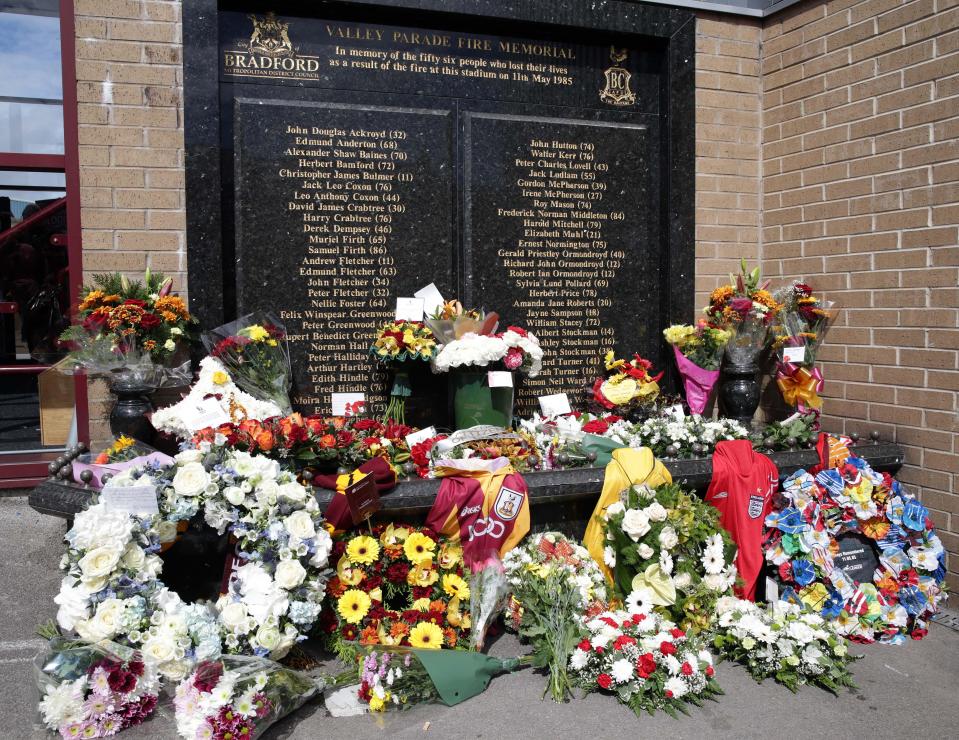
248,12 -> 294,57
600,46 -> 636,106
493,486 -> 525,522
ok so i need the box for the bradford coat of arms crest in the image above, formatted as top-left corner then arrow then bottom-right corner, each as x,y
248,12 -> 294,57
600,46 -> 636,106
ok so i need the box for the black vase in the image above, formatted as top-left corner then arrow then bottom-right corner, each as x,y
718,360 -> 760,427
109,382 -> 156,444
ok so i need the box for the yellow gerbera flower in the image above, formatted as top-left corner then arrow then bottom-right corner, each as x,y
337,589 -> 371,624
346,535 -> 380,565
442,573 -> 470,600
404,532 -> 436,564
409,621 -> 443,649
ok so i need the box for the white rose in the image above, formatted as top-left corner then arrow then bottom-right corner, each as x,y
644,502 -> 668,522
659,526 -> 679,550
605,501 -> 626,519
273,628 -> 297,659
175,449 -> 204,464
310,530 -> 333,567
91,598 -> 125,638
140,555 -> 164,580
172,462 -> 210,497
157,520 -> 178,543
121,544 -> 146,571
622,509 -> 651,541
224,486 -> 246,506
161,659 -> 191,682
255,480 -> 280,506
284,511 -> 316,540
53,576 -> 91,631
277,482 -> 307,503
164,339 -> 176,352
218,601 -> 251,632
637,543 -> 655,559
275,559 -> 307,590
142,635 -> 177,665
78,545 -> 122,583
254,625 -> 281,652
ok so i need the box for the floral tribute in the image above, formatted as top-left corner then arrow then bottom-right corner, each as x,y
711,597 -> 857,694
431,326 -> 544,376
600,483 -> 737,632
152,357 -> 284,440
202,312 -> 293,414
590,351 -> 663,417
53,446 -> 333,680
771,281 -> 837,413
322,524 -> 472,661
764,454 -> 946,643
503,533 -> 608,702
60,269 -> 195,365
93,435 -> 142,464
38,642 -> 160,738
703,259 -> 781,328
663,322 -> 731,414
173,656 -> 320,739
569,608 -> 721,718
369,320 -> 438,424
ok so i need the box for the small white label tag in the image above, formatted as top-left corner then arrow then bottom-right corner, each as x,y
405,426 -> 437,447
538,393 -> 572,416
331,392 -> 365,416
102,484 -> 159,516
783,346 -> 806,363
394,297 -> 425,322
487,371 -> 513,388
414,283 -> 446,316
765,576 -> 779,604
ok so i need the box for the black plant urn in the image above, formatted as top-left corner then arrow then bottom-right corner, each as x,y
109,381 -> 156,444
718,360 -> 760,427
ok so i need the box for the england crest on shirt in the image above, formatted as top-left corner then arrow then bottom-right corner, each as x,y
748,493 -> 765,519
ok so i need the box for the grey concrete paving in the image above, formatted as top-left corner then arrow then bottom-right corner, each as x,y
2,494 -> 958,739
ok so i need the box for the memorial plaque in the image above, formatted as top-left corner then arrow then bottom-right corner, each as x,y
464,113 -> 653,415
185,3 -> 694,422
233,100 -> 453,413
834,532 -> 881,584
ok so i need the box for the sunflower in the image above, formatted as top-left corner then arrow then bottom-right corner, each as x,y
409,621 -> 443,649
347,535 -> 380,565
442,573 -> 470,600
337,589 -> 371,624
403,532 -> 436,564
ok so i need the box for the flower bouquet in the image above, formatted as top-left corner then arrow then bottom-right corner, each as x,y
600,483 -> 737,632
202,313 -> 292,415
322,525 -> 472,663
503,533 -> 607,702
356,646 -> 526,712
590,351 -> 663,420
764,454 -> 946,643
771,282 -> 838,413
634,414 -> 749,459
36,639 -> 160,738
663,322 -> 731,414
173,655 -> 321,739
69,436 -> 173,489
569,609 -> 721,718
711,597 -> 858,694
424,299 -> 496,345
59,269 -> 195,385
369,320 -> 437,425
703,259 -> 782,330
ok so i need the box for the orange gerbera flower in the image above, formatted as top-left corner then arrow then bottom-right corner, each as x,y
389,621 -> 409,638
359,626 -> 379,645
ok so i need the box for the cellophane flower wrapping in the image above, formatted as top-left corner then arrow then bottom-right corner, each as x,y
469,555 -> 509,650
36,639 -> 160,738
202,312 -> 292,414
723,317 -> 769,366
503,533 -> 607,702
172,655 -> 321,739
672,347 -> 720,415
357,648 -> 439,712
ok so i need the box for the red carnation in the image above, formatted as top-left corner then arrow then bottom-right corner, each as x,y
577,638 -> 592,651
506,326 -> 528,337
636,653 -> 657,679
660,641 -> 676,655
632,613 -> 647,624
597,673 -> 613,690
670,628 -> 685,639
706,665 -> 715,677
665,689 -> 674,698
681,661 -> 694,676
386,562 -> 410,582
582,419 -> 610,435
613,635 -> 637,651
600,616 -> 619,629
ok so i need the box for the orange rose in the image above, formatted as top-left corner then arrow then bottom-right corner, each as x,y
319,434 -> 337,449
306,417 -> 325,435
255,428 -> 275,451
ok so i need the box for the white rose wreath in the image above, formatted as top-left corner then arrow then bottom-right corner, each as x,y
54,446 -> 332,680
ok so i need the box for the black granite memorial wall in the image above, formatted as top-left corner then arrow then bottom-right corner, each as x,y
184,0 -> 695,417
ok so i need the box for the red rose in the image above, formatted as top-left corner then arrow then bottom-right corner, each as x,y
597,673 -> 612,690
604,414 -> 622,423
911,628 -> 928,640
665,689 -> 674,698
706,665 -> 715,677
353,418 -> 383,432
386,562 -> 410,582
138,312 -> 161,330
660,641 -> 676,655
582,419 -> 610,435
681,662 -> 693,676
192,661 -> 223,693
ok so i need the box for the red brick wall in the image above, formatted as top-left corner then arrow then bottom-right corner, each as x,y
761,0 -> 959,590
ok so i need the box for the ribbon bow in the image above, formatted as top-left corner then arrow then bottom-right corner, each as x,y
776,361 -> 824,412
335,469 -> 368,494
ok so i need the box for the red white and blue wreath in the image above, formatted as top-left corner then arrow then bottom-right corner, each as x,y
764,453 -> 946,644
